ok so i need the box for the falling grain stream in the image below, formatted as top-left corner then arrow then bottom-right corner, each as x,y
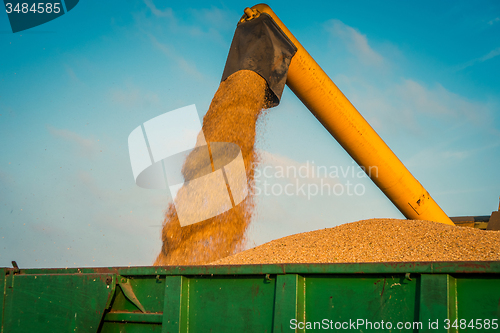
154,70 -> 270,265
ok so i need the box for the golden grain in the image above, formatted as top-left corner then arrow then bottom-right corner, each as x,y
154,71 -> 270,265
210,219 -> 500,265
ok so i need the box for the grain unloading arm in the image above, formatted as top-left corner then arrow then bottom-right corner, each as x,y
222,4 -> 455,226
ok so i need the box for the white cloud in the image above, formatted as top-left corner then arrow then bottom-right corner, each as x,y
322,19 -> 495,136
109,84 -> 160,109
139,2 -> 233,48
325,19 -> 383,66
488,17 -> 500,25
257,150 -> 344,187
189,7 -> 238,33
148,34 -> 204,81
46,126 -> 101,159
394,79 -> 491,122
336,74 -> 493,136
404,139 -> 500,171
64,65 -> 81,83
335,75 -> 498,173
455,47 -> 500,71
480,47 -> 500,61
142,0 -> 174,18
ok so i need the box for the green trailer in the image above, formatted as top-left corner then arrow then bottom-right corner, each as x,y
1,262 -> 499,332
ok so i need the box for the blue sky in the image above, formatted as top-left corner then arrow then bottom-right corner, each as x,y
1,0 -> 499,268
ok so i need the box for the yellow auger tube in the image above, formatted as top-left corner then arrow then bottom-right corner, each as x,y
250,4 -> 454,225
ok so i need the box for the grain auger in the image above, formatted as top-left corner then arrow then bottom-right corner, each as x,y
222,4 -> 455,226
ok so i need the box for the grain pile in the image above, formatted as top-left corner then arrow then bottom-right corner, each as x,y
154,70 -> 271,265
210,219 -> 500,265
